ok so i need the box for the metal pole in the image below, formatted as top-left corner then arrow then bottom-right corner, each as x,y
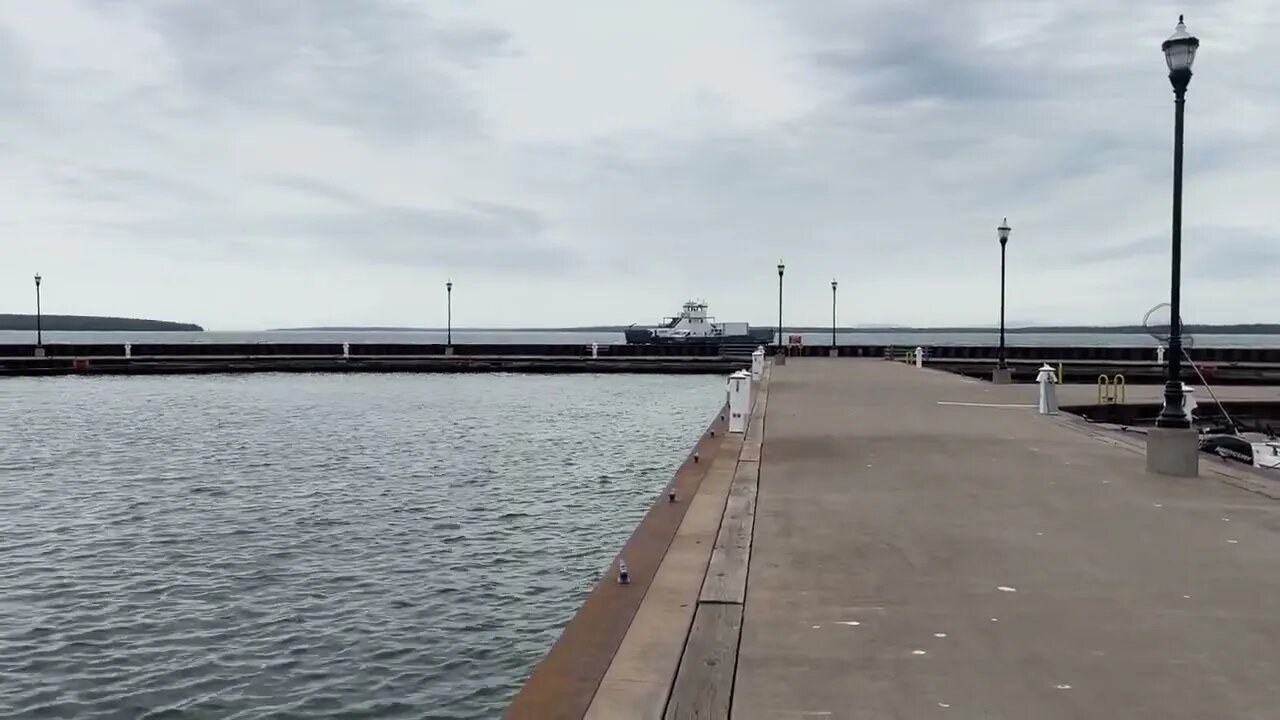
34,274 -> 42,347
1156,84 -> 1189,428
776,266 -> 784,353
998,242 -> 1007,369
446,281 -> 452,346
831,281 -> 837,348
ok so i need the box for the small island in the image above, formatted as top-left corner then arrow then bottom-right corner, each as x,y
0,314 -> 203,332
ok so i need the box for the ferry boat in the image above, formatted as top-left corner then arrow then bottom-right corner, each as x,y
624,300 -> 774,345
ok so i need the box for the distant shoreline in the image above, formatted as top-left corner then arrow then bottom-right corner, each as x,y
0,314 -> 203,332
271,324 -> 1280,335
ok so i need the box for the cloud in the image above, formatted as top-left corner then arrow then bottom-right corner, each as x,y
1065,225 -> 1280,276
806,7 -> 1045,104
266,175 -> 371,208
104,185 -> 568,272
1,0 -> 1278,329
143,0 -> 508,142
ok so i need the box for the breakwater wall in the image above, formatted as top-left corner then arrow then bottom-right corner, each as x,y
4,343 -> 1280,380
0,356 -> 746,377
4,342 -> 1280,362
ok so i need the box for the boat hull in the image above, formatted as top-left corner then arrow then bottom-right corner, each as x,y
624,327 -> 773,345
1200,433 -> 1280,469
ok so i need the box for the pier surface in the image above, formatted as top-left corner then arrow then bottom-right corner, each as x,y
511,359 -> 1280,718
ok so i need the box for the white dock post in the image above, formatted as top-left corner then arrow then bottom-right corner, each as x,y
727,370 -> 752,433
915,346 -> 924,369
1036,363 -> 1059,415
751,346 -> 765,381
1181,382 -> 1197,423
591,342 -> 599,359
342,342 -> 350,360
1157,345 -> 1166,365
124,343 -> 132,359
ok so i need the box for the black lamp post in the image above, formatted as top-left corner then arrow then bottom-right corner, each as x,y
830,279 -> 838,349
1154,16 -> 1199,430
33,273 -> 43,347
446,280 -> 453,347
997,218 -> 1010,370
776,262 -> 785,353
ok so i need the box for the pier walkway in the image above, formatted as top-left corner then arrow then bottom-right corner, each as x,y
512,359 -> 1280,719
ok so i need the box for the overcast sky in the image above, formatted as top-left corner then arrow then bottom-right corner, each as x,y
1,1 -> 1276,330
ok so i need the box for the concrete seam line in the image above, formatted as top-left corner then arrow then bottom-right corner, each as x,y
725,381 -> 766,720
659,454 -> 742,719
658,386 -> 764,716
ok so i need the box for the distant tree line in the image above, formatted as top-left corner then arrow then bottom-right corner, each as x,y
0,314 -> 203,331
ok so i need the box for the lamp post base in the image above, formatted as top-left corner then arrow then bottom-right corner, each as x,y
444,346 -> 455,356
775,352 -> 787,366
829,347 -> 838,358
1145,426 -> 1199,477
991,367 -> 1012,384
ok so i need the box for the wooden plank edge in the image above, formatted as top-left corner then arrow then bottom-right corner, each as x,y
698,460 -> 759,603
662,603 -> 745,720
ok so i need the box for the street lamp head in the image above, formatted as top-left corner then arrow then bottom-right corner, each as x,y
34,273 -> 41,287
446,280 -> 452,291
831,279 -> 838,291
777,261 -> 785,277
997,218 -> 1011,245
1162,15 -> 1198,86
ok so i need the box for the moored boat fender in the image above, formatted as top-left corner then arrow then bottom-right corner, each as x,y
1199,434 -> 1254,465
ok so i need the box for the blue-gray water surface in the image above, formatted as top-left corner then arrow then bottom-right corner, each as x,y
0,373 -> 725,719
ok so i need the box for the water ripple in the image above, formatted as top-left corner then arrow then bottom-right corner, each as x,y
0,372 -> 723,719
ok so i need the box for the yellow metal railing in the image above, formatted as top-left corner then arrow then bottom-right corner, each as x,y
1096,373 -> 1126,404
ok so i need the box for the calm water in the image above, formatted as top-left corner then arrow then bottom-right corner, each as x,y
4,329 -> 1280,348
0,373 -> 725,719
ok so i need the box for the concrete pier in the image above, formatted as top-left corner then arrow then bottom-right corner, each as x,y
0,355 -> 745,377
510,358 -> 1280,718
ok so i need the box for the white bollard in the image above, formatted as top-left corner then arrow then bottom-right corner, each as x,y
591,342 -> 599,359
726,370 -> 752,433
1181,382 -> 1197,423
1036,363 -> 1059,415
124,343 -> 132,359
342,342 -> 350,360
751,346 -> 765,381
915,346 -> 924,369
1157,345 -> 1165,365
